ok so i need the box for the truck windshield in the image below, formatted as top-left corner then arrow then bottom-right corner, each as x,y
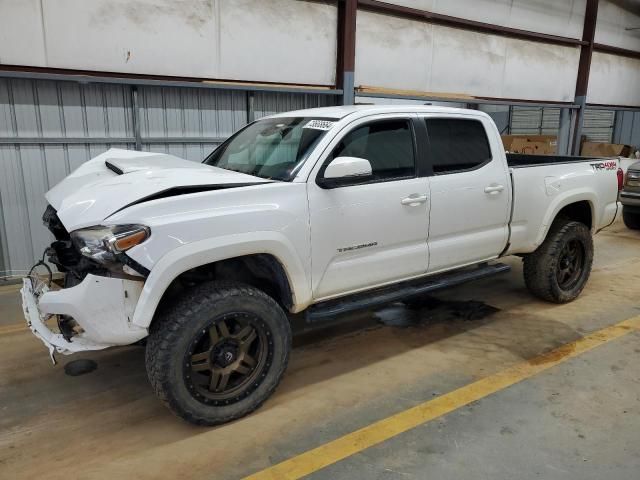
203,117 -> 337,181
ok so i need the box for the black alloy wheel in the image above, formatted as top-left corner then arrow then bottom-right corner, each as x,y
555,239 -> 585,291
185,313 -> 272,406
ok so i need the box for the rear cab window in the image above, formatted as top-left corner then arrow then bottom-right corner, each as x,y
424,118 -> 492,174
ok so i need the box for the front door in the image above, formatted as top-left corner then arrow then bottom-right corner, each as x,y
307,116 -> 430,300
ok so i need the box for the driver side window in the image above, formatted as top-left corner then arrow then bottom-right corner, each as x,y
326,119 -> 416,182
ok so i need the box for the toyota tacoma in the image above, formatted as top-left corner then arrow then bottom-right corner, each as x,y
22,105 -> 622,425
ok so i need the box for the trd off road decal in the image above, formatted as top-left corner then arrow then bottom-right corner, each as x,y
590,161 -> 617,171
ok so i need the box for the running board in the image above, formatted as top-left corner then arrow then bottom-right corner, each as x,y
305,262 -> 511,323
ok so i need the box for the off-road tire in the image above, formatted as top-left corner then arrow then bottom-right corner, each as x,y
523,219 -> 593,303
622,207 -> 640,230
145,281 -> 291,426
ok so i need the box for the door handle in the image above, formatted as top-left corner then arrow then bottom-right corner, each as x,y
484,185 -> 505,194
401,194 -> 428,206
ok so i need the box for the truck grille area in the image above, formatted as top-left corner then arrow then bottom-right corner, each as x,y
42,205 -> 69,241
42,205 -> 103,280
43,205 -> 76,273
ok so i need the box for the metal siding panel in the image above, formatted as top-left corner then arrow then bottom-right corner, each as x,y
632,113 -> 640,147
34,80 -> 64,137
88,144 -> 110,159
583,109 -> 615,142
11,79 -> 39,137
213,90 -> 247,137
163,87 -> 184,137
184,144 -> 205,162
201,143 -> 220,159
67,144 -> 91,172
182,89 -> 202,138
103,84 -> 133,137
199,89 -> 220,138
43,145 -> 69,188
0,146 -> 33,273
510,106 -> 560,136
254,92 -> 275,119
82,84 -> 108,137
0,79 -> 16,137
140,86 -> 165,137
167,143 -> 186,158
20,146 -> 52,262
510,106 -> 543,134
145,143 -> 170,154
615,111 -> 633,144
59,82 -> 87,138
541,108 -> 560,136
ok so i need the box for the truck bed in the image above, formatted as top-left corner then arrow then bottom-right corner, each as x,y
506,154 -> 620,256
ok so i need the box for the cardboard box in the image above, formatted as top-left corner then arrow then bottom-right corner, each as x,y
580,142 -> 633,158
502,135 -> 557,155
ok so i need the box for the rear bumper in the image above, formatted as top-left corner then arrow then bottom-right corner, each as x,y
21,274 -> 148,359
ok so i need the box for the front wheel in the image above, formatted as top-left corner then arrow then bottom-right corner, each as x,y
523,219 -> 593,303
145,282 -> 291,426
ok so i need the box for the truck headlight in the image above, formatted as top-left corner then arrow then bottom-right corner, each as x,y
71,225 -> 150,264
626,170 -> 640,187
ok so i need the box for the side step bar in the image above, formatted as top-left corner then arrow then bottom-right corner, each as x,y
305,262 -> 511,323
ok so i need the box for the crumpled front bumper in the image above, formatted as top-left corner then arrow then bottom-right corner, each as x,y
21,274 -> 148,362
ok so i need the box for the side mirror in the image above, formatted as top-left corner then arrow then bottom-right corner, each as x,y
318,156 -> 372,188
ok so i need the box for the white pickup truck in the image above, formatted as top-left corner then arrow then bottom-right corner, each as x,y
22,105 -> 621,425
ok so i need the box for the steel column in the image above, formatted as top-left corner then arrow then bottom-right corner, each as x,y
246,91 -> 255,123
131,86 -> 142,151
571,0 -> 599,155
337,0 -> 357,105
557,108 -> 571,155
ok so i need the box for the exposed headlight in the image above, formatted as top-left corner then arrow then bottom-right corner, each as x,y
71,225 -> 150,265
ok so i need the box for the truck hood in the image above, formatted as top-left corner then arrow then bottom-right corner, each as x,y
47,149 -> 271,230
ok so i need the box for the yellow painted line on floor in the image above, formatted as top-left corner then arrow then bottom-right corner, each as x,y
244,315 -> 640,480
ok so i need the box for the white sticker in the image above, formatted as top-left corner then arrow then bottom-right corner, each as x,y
303,120 -> 335,131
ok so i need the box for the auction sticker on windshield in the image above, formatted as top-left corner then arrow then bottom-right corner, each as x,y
303,120 -> 335,130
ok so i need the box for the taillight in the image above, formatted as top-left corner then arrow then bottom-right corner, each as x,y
617,168 -> 624,191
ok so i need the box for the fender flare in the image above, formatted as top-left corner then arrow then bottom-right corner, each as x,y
534,190 -> 596,248
131,232 -> 311,329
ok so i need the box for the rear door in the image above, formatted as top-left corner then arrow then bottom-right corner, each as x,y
421,115 -> 511,273
307,115 -> 430,299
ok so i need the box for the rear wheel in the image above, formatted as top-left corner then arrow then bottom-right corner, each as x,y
523,219 -> 593,303
145,281 -> 291,426
622,207 -> 640,230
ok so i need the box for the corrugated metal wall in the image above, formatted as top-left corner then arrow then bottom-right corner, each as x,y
510,106 -> 561,135
0,78 -> 334,277
613,110 -> 640,147
582,109 -> 616,143
509,106 -> 615,143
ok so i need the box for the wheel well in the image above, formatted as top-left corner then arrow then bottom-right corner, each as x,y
156,254 -> 294,314
555,201 -> 593,230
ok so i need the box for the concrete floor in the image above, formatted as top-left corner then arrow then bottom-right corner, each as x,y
0,220 -> 639,480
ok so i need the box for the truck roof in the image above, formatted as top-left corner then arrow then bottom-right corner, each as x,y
269,104 -> 488,120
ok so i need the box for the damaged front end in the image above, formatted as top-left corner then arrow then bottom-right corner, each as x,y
22,206 -> 150,362
43,205 -> 149,283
